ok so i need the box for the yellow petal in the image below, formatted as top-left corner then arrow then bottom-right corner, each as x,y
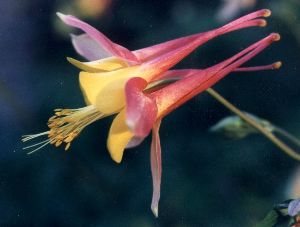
95,66 -> 159,114
79,66 -> 141,113
107,110 -> 134,163
95,76 -> 129,114
68,56 -> 128,73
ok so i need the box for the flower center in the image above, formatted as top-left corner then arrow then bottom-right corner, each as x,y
22,105 -> 104,153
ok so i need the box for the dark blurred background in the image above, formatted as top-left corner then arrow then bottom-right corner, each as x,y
1,0 -> 300,226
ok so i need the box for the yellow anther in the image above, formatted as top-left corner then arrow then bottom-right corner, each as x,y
65,143 -> 71,151
55,141 -> 62,147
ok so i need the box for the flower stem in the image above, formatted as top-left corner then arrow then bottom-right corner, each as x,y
206,88 -> 300,162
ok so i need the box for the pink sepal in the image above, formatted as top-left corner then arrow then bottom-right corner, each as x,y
126,136 -> 145,149
57,12 -> 139,63
150,120 -> 162,218
125,77 -> 157,137
70,34 -> 112,61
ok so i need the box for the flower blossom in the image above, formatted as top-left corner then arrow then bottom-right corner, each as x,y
111,33 -> 281,216
23,9 -> 281,217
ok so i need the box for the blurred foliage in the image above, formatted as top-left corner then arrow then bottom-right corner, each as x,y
209,113 -> 273,139
255,198 -> 300,227
255,210 -> 278,227
1,0 -> 300,226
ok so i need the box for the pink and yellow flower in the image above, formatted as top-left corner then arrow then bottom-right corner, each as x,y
56,9 -> 271,116
113,33 -> 281,215
23,9 -> 281,216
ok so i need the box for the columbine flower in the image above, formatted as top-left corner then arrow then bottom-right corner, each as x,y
23,9 -> 270,152
109,33 -> 281,216
58,9 -> 270,116
22,9 -> 280,217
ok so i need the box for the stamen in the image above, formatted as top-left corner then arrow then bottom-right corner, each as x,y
27,141 -> 51,155
23,139 -> 50,149
22,105 -> 104,153
22,131 -> 49,142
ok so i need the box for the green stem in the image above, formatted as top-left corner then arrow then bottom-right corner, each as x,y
206,88 -> 300,162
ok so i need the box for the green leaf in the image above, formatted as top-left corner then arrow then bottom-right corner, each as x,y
254,210 -> 279,227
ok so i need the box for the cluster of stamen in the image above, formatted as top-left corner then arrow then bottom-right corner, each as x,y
22,105 -> 104,154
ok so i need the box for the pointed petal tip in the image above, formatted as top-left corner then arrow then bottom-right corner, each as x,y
107,139 -> 123,164
151,206 -> 159,218
56,12 -> 77,26
66,57 -> 83,69
66,56 -> 73,62
113,157 -> 122,164
66,56 -> 77,64
56,12 -> 66,20
110,152 -> 123,164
